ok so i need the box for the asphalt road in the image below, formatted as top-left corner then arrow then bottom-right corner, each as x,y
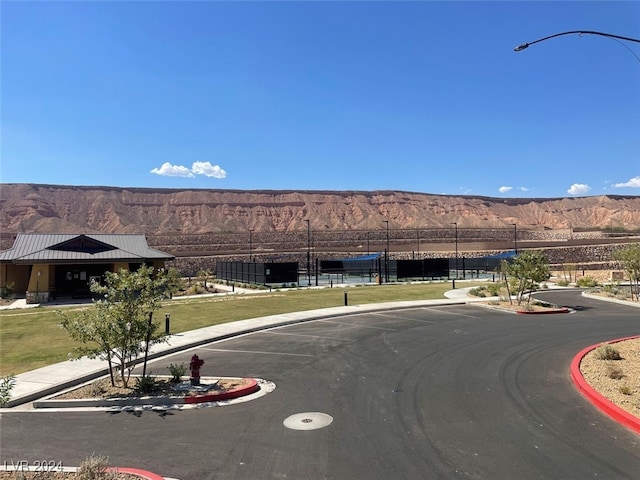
1,290 -> 639,479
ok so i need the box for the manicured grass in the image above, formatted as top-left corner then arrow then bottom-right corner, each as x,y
0,281 -> 480,375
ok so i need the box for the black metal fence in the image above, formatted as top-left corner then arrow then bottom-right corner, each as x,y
217,261 -> 299,286
217,253 -> 511,287
397,259 -> 450,280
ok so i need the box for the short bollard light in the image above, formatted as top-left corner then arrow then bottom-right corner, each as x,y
165,313 -> 170,334
344,291 -> 348,306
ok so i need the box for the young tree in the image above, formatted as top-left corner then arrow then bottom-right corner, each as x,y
614,244 -> 640,302
163,267 -> 183,299
503,250 -> 551,305
197,269 -> 212,290
59,265 -> 172,387
498,259 -> 513,305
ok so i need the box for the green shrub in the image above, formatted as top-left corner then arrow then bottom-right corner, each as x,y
469,285 -> 501,297
606,364 -> 625,380
556,279 -> 570,287
0,374 -> 16,407
577,276 -> 599,287
88,381 -> 106,398
77,454 -> 117,480
185,284 -> 205,295
619,385 -> 632,396
0,282 -> 15,298
134,374 -> 157,394
468,287 -> 485,297
594,344 -> 622,361
167,362 -> 186,383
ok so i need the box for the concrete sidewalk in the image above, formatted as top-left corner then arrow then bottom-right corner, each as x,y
3,287 -> 480,408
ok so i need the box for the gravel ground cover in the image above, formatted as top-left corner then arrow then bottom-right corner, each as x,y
579,337 -> 640,418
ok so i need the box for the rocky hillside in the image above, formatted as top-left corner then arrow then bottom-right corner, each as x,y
2,184 -> 639,240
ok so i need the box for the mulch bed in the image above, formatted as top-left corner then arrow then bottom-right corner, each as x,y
53,376 -> 250,400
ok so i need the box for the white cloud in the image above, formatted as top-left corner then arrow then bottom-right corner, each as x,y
150,162 -> 194,177
151,161 -> 227,179
613,176 -> 640,188
191,161 -> 227,178
499,186 -> 528,194
567,183 -> 591,195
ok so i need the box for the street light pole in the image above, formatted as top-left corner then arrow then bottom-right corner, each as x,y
511,223 -> 518,254
515,30 -> 640,52
384,220 -> 390,283
451,222 -> 458,279
249,228 -> 254,261
307,220 -> 312,286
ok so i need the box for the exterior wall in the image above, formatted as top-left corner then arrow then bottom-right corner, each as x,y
27,265 -> 50,293
2,264 -> 30,295
0,264 -> 6,291
26,265 -> 51,303
1,261 -> 167,298
113,262 -> 129,272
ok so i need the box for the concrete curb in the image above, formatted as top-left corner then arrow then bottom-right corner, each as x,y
33,377 -> 260,409
581,291 -> 640,307
108,468 -> 166,480
570,335 -> 640,435
184,378 -> 258,404
0,466 -> 167,480
516,307 -> 570,314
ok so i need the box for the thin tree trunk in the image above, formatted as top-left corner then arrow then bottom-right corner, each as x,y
142,312 -> 153,378
503,273 -> 513,305
107,351 -> 115,386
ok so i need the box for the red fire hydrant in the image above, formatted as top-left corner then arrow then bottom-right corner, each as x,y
189,354 -> 205,386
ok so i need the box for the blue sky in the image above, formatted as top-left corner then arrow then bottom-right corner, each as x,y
2,1 -> 639,198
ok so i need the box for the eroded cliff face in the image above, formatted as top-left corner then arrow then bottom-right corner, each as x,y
1,183 -> 639,237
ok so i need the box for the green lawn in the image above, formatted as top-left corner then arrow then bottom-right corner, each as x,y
0,281 -> 481,376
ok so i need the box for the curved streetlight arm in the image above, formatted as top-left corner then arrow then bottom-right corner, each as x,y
515,30 -> 640,51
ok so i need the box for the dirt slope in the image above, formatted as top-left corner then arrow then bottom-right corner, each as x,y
2,184 -> 639,240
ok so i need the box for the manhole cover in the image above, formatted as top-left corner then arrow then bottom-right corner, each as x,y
283,412 -> 333,430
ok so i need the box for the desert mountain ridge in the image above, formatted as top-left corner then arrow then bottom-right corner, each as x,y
1,183 -> 639,240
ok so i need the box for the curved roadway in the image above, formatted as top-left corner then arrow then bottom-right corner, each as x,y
1,290 -> 639,479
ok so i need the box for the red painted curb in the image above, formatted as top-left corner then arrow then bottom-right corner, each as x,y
184,378 -> 259,404
517,308 -> 570,315
109,467 -> 165,480
570,335 -> 640,434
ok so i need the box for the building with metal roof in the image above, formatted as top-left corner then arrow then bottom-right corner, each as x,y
0,233 -> 174,303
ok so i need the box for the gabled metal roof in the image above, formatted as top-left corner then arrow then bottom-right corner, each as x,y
0,233 -> 174,265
